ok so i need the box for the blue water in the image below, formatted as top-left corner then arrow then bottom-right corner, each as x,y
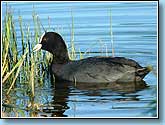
2,2 -> 158,118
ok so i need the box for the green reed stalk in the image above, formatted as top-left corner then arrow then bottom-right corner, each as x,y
30,53 -> 35,97
7,48 -> 28,95
37,16 -> 42,36
32,11 -> 39,45
70,10 -> 76,60
21,25 -> 31,83
32,11 -> 40,80
2,10 -> 20,84
19,16 -> 25,54
26,25 -> 31,63
2,58 -> 22,84
79,48 -> 83,59
2,5 -> 53,100
11,17 -> 18,63
2,37 -> 9,76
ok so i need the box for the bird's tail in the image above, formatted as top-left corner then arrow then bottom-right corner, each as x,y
137,65 -> 152,79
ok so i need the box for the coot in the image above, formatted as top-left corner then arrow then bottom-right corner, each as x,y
33,32 -> 152,83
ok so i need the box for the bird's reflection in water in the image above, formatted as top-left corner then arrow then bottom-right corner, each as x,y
75,80 -> 148,93
41,80 -> 148,117
42,81 -> 70,117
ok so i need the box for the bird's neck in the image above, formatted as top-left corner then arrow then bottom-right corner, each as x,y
52,53 -> 70,64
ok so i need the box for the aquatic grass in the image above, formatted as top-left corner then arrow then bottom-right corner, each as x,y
31,10 -> 51,85
79,48 -> 84,59
30,53 -> 35,97
98,39 -> 109,57
7,48 -> 28,95
2,36 -> 10,77
10,16 -> 18,63
67,9 -> 115,59
2,14 -> 14,80
69,9 -> 76,60
18,15 -> 30,82
2,50 -> 27,84
2,6 -> 54,117
2,5 -> 51,97
18,15 -> 25,55
2,8 -> 20,85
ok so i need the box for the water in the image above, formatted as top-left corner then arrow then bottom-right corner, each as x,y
2,2 -> 158,118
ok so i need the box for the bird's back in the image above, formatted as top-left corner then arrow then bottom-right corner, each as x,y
52,56 -> 149,83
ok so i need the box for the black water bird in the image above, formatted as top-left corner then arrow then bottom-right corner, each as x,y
33,32 -> 152,83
